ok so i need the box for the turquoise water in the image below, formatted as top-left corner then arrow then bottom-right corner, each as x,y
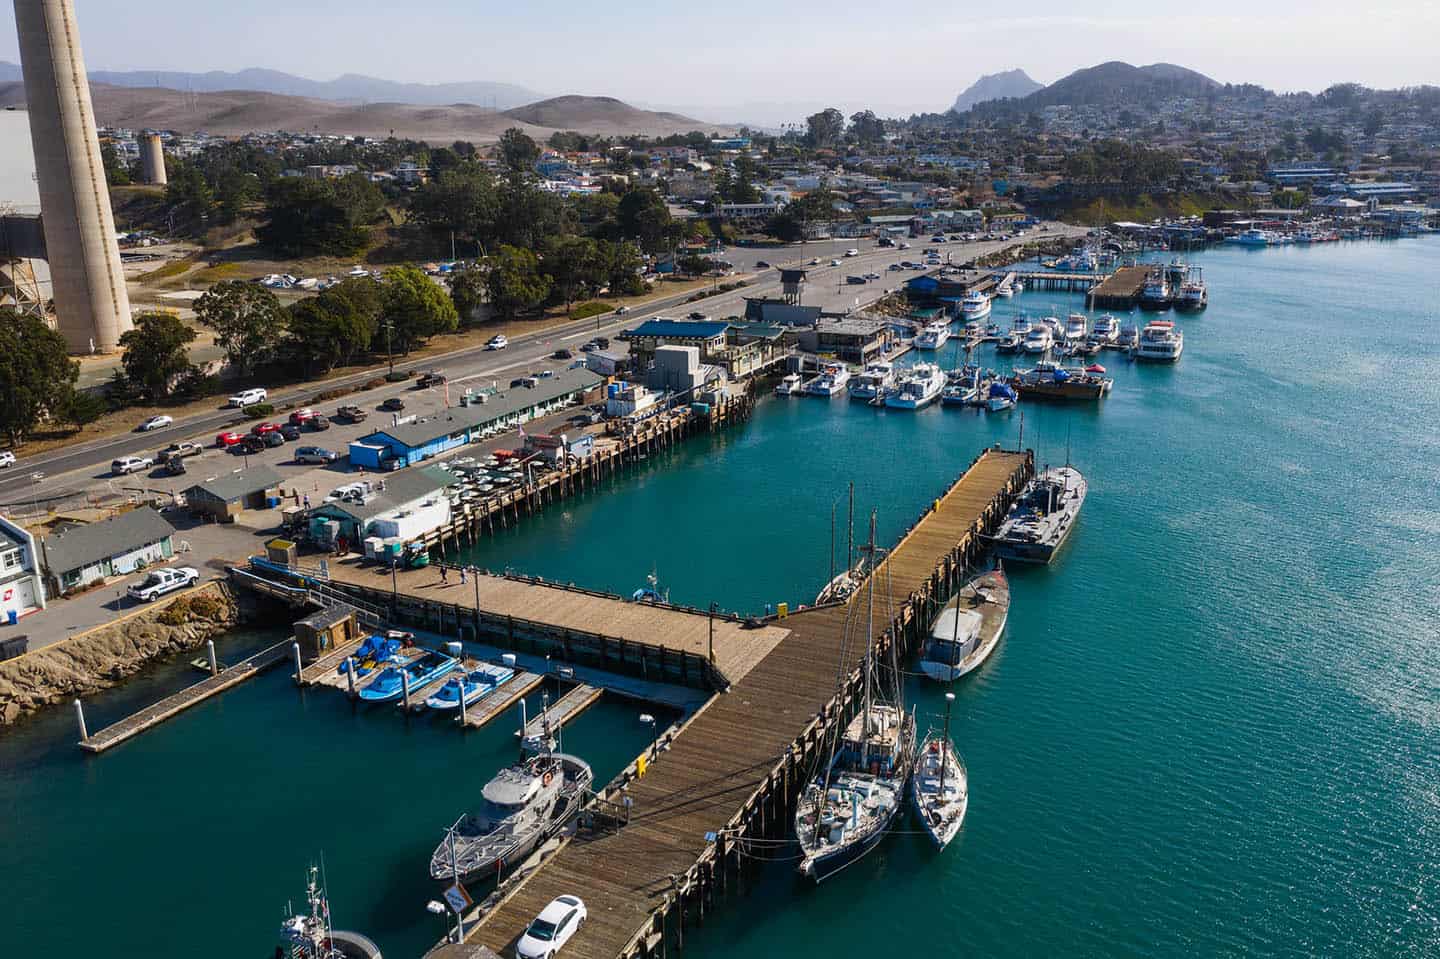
4,239 -> 1439,956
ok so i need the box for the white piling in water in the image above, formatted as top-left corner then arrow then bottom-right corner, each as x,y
74,698 -> 88,742
206,640 -> 218,676
457,679 -> 468,726
346,657 -> 357,699
519,697 -> 527,736
292,642 -> 302,684
402,669 -> 412,711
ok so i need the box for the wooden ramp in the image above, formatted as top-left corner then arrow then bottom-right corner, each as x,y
454,448 -> 1032,959
518,684 -> 602,743
461,671 -> 545,730
79,641 -> 291,754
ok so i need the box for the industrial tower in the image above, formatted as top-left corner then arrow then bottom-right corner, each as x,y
12,0 -> 133,353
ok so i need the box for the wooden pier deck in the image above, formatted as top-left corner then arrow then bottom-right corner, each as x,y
461,671 -> 545,730
519,683 -> 602,743
79,640 -> 291,753
451,447 -> 1032,959
1086,264 -> 1151,309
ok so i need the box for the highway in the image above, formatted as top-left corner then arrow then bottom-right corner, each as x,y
0,226 -> 1081,507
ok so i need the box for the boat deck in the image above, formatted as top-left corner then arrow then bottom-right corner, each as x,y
452,448 -> 1031,959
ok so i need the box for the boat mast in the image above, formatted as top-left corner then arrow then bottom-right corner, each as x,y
829,498 -> 836,588
939,691 -> 954,801
861,511 -> 876,771
846,482 -> 854,575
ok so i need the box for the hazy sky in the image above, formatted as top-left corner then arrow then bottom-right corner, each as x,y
3,0 -> 1436,122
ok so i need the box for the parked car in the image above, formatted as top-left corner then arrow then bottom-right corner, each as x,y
335,405 -> 367,423
288,408 -> 317,425
593,336 -> 609,349
263,431 -> 286,448
846,275 -> 866,285
294,446 -> 338,465
845,248 -> 859,257
159,455 -> 187,477
416,371 -> 447,388
111,455 -> 153,475
215,431 -> 245,448
380,397 -> 405,412
158,441 -> 202,460
234,435 -> 266,454
613,305 -> 630,314
127,566 -> 200,602
251,422 -> 282,436
579,342 -> 597,353
486,334 -> 509,350
0,451 -> 14,468
755,259 -> 771,268
808,257 -> 821,265
138,415 -> 173,432
515,895 -> 587,959
308,414 -> 331,431
279,423 -> 302,441
228,388 -> 267,408
687,311 -> 706,320
552,348 -> 573,360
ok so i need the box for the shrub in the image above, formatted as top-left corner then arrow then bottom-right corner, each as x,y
241,402 -> 274,418
571,301 -> 614,321
362,377 -> 388,390
313,387 -> 349,402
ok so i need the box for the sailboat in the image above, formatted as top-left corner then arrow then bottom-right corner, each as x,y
911,692 -> 968,850
276,864 -> 383,959
795,513 -> 916,882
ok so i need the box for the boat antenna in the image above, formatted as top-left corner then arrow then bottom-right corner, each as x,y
1017,410 -> 1024,453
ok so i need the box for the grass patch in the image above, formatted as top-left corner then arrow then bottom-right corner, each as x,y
570,301 -> 614,321
138,259 -> 194,282
192,262 -> 245,284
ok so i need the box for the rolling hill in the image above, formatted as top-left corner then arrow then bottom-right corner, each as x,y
956,61 -> 1222,117
950,69 -> 1043,113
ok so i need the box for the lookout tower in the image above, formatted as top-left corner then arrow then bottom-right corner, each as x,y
779,268 -> 808,306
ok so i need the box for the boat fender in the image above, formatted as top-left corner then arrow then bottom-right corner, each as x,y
543,772 -> 554,787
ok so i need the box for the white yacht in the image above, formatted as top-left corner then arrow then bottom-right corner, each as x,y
914,321 -> 951,350
1022,326 -> 1053,354
959,290 -> 992,321
1064,313 -> 1088,342
848,362 -> 895,402
1116,319 -> 1141,350
884,363 -> 946,409
1228,228 -> 1270,247
1088,314 -> 1119,344
806,363 -> 851,397
1010,314 -> 1033,336
775,372 -> 804,396
1133,320 -> 1184,362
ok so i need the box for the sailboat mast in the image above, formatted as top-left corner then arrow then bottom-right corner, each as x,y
829,499 -> 836,587
861,511 -> 876,771
940,691 -> 954,800
846,482 -> 854,574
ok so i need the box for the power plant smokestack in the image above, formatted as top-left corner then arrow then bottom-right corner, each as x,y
140,132 -> 167,186
13,0 -> 133,353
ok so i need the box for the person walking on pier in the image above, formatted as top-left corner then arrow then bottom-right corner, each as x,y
459,567 -> 467,585
439,565 -> 449,585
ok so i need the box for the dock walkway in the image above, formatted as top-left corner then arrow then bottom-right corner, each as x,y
519,684 -> 602,744
454,448 -> 1032,959
79,640 -> 291,753
461,671 -> 545,730
1086,264 -> 1151,309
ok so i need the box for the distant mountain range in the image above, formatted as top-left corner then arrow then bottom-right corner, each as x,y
950,69 -> 1043,113
0,62 -> 543,110
952,61 -> 1224,116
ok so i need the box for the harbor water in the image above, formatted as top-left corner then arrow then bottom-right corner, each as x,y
3,238 -> 1439,957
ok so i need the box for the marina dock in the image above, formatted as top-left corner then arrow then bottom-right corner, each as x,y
518,683 -> 603,742
1085,265 -> 1151,309
461,671 -> 545,730
439,447 -> 1033,959
77,640 -> 291,753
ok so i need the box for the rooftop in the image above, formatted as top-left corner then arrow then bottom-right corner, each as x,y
623,319 -> 733,340
320,466 -> 460,522
185,465 -> 284,503
40,507 -> 176,575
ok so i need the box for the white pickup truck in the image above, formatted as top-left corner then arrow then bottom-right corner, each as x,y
228,388 -> 268,408
127,567 -> 200,602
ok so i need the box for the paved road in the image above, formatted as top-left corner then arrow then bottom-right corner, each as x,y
0,226 -> 1082,506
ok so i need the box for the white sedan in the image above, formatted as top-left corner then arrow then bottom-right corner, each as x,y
515,895 -> 586,959
0,451 -> 14,468
487,335 -> 509,350
138,415 -> 174,432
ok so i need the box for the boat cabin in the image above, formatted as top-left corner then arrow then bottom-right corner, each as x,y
927,606 -> 983,663
838,705 -> 903,774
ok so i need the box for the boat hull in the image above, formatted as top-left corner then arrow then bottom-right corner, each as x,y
799,807 -> 895,881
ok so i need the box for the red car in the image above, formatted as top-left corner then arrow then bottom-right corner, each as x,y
216,431 -> 245,447
288,408 -> 317,425
251,421 -> 282,436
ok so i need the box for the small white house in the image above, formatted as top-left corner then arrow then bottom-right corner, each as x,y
0,515 -> 46,624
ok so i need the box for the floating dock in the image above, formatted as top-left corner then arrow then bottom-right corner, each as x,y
461,671 -> 544,730
518,684 -> 602,743
437,447 -> 1033,959
78,640 -> 291,753
1085,265 -> 1151,309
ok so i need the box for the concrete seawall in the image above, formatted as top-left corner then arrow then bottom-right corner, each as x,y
0,582 -> 241,724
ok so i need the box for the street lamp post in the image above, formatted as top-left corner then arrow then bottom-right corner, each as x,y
384,319 -> 395,378
708,602 -> 717,665
29,472 -> 44,520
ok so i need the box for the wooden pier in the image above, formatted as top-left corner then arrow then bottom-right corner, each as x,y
78,640 -> 291,753
1013,269 -> 1108,293
519,683 -> 603,743
440,447 -> 1033,959
1085,265 -> 1151,309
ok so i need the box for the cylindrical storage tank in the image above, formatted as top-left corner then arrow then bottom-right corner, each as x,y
13,0 -> 134,353
139,132 -> 167,186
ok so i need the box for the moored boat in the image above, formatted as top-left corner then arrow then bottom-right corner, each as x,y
357,650 -> 458,703
914,321 -> 951,351
1008,361 -> 1112,401
985,381 -> 1017,412
1132,319 -> 1184,362
960,290 -> 992,321
848,361 -> 895,402
277,865 -> 383,959
919,568 -> 1009,682
424,663 -> 516,711
1088,314 -> 1119,344
775,372 -> 804,396
884,363 -> 946,409
990,466 -> 1087,564
807,363 -> 851,397
910,693 -> 967,850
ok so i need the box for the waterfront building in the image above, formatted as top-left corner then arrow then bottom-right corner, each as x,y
36,507 -> 176,596
182,467 -> 283,524
797,317 -> 896,365
306,466 -> 459,546
0,515 -> 47,621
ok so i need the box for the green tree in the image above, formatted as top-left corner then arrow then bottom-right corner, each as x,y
1363,110 -> 1385,137
447,266 -> 489,327
164,161 -> 217,230
541,235 -> 603,311
805,108 -> 845,148
409,164 -> 502,253
499,128 -> 541,175
285,294 -> 373,374
381,267 -> 458,354
118,312 -> 197,403
101,142 -> 132,186
256,174 -> 383,256
603,241 -> 646,295
485,246 -> 552,320
848,110 -> 886,144
616,188 -> 677,254
193,281 -> 287,375
0,309 -> 80,446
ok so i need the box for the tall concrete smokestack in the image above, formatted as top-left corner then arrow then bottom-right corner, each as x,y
139,132 -> 167,186
13,0 -> 133,353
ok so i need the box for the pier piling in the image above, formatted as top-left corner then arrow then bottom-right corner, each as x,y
345,657 -> 357,699
206,640 -> 218,677
74,698 -> 88,743
402,669 -> 412,712
291,642 -> 302,684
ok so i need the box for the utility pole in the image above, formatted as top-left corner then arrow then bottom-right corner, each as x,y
384,319 -> 395,377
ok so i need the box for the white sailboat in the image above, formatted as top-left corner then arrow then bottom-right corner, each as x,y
911,692 -> 968,850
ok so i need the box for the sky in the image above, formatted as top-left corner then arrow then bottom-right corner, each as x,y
2,0 -> 1437,124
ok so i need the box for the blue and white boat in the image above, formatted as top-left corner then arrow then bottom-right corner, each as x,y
425,663 -> 517,711
358,650 -> 458,703
1227,228 -> 1269,247
985,381 -> 1018,412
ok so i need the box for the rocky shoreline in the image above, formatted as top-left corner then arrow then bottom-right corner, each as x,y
0,584 -> 241,725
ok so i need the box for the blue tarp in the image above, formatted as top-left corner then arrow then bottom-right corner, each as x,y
988,382 -> 1017,400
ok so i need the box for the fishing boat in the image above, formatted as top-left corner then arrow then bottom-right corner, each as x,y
994,332 -> 1023,354
807,363 -> 852,397
1088,314 -> 1119,344
1132,319 -> 1184,362
276,865 -> 383,959
1010,314 -> 1033,336
1227,228 -> 1269,247
775,372 -> 804,396
1064,313 -> 1088,342
911,693 -> 968,850
884,363 -> 946,410
1174,269 -> 1208,312
919,568 -> 1009,682
1022,326 -> 1053,355
1138,269 -> 1172,310
990,466 -> 1088,564
1008,361 -> 1113,401
357,650 -> 458,703
796,514 -> 916,882
985,381 -> 1018,412
1116,320 -> 1141,350
914,321 -> 951,351
430,750 -> 594,884
424,663 -> 516,711
848,362 -> 895,402
959,290 -> 992,321
993,273 -> 1016,298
